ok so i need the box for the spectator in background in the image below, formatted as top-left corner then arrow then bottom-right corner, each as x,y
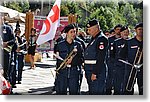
16,21 -> 20,29
27,28 -> 37,69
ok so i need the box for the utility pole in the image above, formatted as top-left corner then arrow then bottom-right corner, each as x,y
41,0 -> 43,15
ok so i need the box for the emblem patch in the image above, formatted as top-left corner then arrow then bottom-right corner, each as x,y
99,45 -> 104,50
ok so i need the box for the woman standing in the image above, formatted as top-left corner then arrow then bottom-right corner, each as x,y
55,24 -> 84,95
28,28 -> 37,69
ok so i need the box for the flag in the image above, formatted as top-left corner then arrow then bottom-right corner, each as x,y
36,0 -> 61,45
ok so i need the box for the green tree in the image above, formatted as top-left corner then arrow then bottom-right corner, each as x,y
60,5 -> 69,16
135,8 -> 143,23
120,3 -> 138,29
3,0 -> 29,13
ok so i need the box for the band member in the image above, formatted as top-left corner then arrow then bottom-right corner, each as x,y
84,19 -> 108,94
109,28 -> 115,37
55,24 -> 84,95
73,23 -> 86,93
112,26 -> 130,95
15,28 -> 27,84
0,17 -> 16,81
105,24 -> 122,94
119,22 -> 143,95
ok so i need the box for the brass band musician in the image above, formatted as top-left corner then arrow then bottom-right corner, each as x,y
55,24 -> 84,95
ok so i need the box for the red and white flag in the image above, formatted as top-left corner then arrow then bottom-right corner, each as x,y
36,0 -> 61,45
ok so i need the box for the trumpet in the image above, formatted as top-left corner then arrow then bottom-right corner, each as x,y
55,46 -> 77,74
126,47 -> 143,91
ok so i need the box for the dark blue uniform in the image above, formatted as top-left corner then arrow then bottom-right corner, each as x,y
16,35 -> 27,83
54,36 -> 64,53
113,38 -> 126,94
53,36 -> 65,91
119,37 -> 143,95
1,24 -> 15,81
55,40 -> 84,95
75,36 -> 86,93
84,32 -> 108,95
75,37 -> 86,50
9,39 -> 17,88
105,35 -> 117,94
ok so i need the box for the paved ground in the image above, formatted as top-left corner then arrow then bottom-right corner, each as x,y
12,55 -> 89,95
12,52 -> 138,95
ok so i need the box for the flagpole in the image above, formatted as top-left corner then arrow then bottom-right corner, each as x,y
49,0 -> 51,10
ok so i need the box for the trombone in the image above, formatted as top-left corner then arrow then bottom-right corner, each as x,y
126,47 -> 143,91
55,46 -> 77,74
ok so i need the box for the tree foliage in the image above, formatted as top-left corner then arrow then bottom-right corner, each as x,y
2,0 -> 29,13
2,0 -> 143,31
86,1 -> 143,31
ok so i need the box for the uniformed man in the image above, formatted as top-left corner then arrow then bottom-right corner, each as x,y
109,28 -> 115,37
104,30 -> 110,37
55,24 -> 84,95
84,19 -> 108,95
119,22 -> 143,95
105,24 -> 122,95
112,26 -> 130,95
0,17 -> 16,82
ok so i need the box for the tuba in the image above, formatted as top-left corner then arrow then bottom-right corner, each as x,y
55,46 -> 77,74
126,47 -> 143,91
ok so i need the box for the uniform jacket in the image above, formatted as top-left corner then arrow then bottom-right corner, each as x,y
119,37 -> 143,65
84,32 -> 108,75
56,39 -> 84,78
